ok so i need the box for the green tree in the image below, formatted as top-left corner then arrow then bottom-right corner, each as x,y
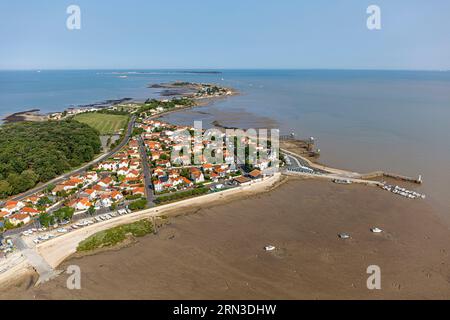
37,196 -> 52,207
45,183 -> 56,194
128,199 -> 147,211
132,127 -> 144,136
87,206 -> 96,216
39,213 -> 54,228
0,120 -> 101,196
0,180 -> 12,198
53,207 -> 75,222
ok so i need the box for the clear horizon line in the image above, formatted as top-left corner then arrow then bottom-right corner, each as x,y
0,67 -> 449,72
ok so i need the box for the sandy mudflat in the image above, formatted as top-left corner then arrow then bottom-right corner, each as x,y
2,178 -> 450,300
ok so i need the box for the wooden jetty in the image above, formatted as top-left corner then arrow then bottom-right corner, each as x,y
359,171 -> 423,184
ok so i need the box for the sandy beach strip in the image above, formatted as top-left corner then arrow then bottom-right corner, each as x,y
33,174 -> 282,269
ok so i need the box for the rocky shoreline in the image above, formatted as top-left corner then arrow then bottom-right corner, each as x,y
2,109 -> 47,123
1,98 -> 133,124
149,81 -> 237,99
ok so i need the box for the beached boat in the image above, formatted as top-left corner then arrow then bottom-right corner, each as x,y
333,179 -> 352,185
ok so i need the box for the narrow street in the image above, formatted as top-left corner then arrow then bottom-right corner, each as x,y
137,135 -> 155,207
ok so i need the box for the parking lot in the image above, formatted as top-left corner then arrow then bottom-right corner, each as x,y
22,208 -> 133,246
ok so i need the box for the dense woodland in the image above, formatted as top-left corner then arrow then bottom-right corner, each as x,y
0,120 -> 101,198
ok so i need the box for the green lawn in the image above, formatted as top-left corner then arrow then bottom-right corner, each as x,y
73,112 -> 129,135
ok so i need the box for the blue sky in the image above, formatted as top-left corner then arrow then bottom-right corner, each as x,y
1,0 -> 449,70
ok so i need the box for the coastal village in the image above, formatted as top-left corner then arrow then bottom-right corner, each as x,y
0,81 -> 426,285
0,82 -> 276,258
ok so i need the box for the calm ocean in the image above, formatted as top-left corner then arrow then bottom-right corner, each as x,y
1,70 -> 449,219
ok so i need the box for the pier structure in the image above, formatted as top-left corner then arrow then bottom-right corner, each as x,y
359,171 -> 423,184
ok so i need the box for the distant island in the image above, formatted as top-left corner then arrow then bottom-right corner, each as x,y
149,81 -> 236,98
175,71 -> 222,74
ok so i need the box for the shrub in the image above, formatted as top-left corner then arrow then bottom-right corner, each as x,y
128,198 -> 148,211
77,219 -> 153,251
154,187 -> 209,205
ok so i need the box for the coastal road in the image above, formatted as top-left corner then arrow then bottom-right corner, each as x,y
137,136 -> 155,206
1,116 -> 136,205
284,153 -> 303,168
11,235 -> 57,285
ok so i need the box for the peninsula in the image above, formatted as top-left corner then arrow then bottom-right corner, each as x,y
0,82 -> 433,299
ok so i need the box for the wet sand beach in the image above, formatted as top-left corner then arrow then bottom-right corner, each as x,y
2,178 -> 449,300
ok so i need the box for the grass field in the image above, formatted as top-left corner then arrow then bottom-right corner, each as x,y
73,112 -> 129,135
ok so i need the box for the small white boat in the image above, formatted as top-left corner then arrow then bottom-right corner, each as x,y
264,245 -> 276,251
338,233 -> 350,239
371,227 -> 383,233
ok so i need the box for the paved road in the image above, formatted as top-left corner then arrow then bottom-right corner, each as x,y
284,153 -> 302,168
137,136 -> 155,206
11,235 -> 57,285
283,153 -> 311,169
282,152 -> 331,175
1,116 -> 136,206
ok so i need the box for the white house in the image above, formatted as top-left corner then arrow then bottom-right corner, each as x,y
85,172 -> 99,183
126,169 -> 140,178
111,191 -> 124,201
98,162 -> 117,171
154,180 -> 164,192
9,213 -> 31,226
76,198 -> 92,211
118,161 -> 129,169
100,196 -> 113,208
117,168 -> 129,176
2,201 -> 25,214
190,169 -> 205,184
